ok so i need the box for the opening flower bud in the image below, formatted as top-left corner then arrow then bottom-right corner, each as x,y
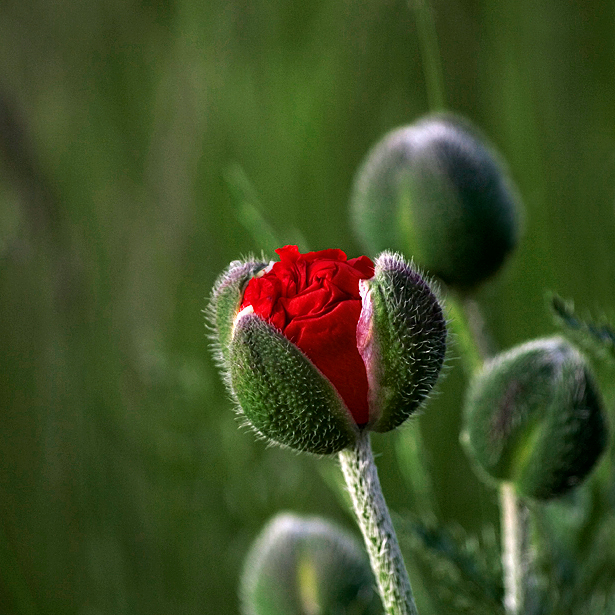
462,337 -> 608,500
350,114 -> 521,289
240,513 -> 381,615
209,246 -> 446,454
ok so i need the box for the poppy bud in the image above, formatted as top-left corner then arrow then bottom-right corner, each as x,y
209,246 -> 446,454
462,337 -> 608,500
350,114 -> 521,289
240,513 -> 381,615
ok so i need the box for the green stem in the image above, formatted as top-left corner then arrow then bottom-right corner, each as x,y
500,483 -> 530,615
446,295 -> 485,374
409,0 -> 446,111
224,164 -> 282,253
453,295 -> 533,613
458,295 -> 495,359
339,432 -> 418,615
395,425 -> 439,519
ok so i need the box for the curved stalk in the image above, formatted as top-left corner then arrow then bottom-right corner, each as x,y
339,431 -> 418,615
453,296 -> 532,614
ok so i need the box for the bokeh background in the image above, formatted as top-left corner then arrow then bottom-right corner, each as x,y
1,0 -> 614,613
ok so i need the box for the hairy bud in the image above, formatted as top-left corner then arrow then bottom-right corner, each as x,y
209,247 -> 446,454
240,513 -> 381,615
351,114 -> 521,289
462,337 -> 607,499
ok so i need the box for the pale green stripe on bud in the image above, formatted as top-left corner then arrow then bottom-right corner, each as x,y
240,513 -> 381,615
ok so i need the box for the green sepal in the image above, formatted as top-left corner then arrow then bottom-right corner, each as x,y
350,114 -> 521,289
240,513 -> 382,615
462,337 -> 608,500
230,312 -> 358,454
359,252 -> 447,432
208,259 -> 266,366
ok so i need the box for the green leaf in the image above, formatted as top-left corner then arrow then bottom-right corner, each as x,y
550,294 -> 615,363
396,514 -> 504,615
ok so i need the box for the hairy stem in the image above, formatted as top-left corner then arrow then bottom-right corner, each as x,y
339,431 -> 418,615
455,296 -> 533,613
500,483 -> 530,615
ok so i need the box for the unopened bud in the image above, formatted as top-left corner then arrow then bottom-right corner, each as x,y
240,513 -> 381,615
351,114 -> 521,289
462,337 -> 607,499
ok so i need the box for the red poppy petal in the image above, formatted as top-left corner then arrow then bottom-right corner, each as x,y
241,246 -> 374,425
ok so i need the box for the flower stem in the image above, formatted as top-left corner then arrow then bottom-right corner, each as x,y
453,296 -> 532,613
409,0 -> 446,111
446,295 -> 485,374
500,483 -> 530,615
339,431 -> 418,615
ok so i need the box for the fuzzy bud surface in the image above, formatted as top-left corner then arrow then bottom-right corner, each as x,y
351,114 -> 521,289
209,246 -> 446,454
462,336 -> 607,499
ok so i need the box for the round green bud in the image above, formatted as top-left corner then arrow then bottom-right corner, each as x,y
240,513 -> 381,615
350,114 -> 521,289
462,337 -> 608,500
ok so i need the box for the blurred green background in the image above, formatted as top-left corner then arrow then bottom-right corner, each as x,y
1,0 -> 614,613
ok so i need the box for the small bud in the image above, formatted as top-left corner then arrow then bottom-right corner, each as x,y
240,513 -> 381,615
462,337 -> 608,500
208,246 -> 446,454
350,114 -> 521,289
358,252 -> 446,432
